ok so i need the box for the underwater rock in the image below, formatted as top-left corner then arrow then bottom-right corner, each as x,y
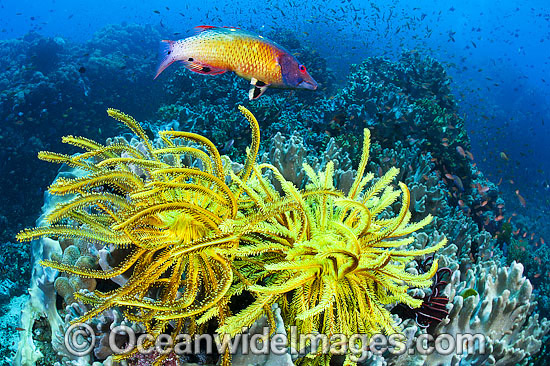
0,278 -> 15,302
0,295 -> 29,363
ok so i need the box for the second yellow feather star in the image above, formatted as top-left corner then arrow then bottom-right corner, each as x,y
218,129 -> 446,366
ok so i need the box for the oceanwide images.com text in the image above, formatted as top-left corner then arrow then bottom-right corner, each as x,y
65,323 -> 486,361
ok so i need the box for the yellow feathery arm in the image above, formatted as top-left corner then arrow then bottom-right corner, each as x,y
249,272 -> 315,294
66,211 -> 115,231
159,130 -> 224,179
72,143 -> 147,162
301,189 -> 344,199
169,234 -> 240,257
40,248 -> 146,279
48,170 -> 144,195
348,128 -> 371,199
333,198 -> 371,234
179,256 -> 200,308
264,260 -> 322,271
118,253 -> 233,314
96,157 -> 171,170
150,168 -> 237,217
296,279 -> 336,320
368,187 -> 401,216
302,163 -> 320,187
38,151 -> 99,172
112,202 -> 224,231
16,225 -> 130,246
228,170 -> 266,209
373,237 -> 416,248
390,214 -> 433,237
364,183 -> 410,246
217,293 -> 279,336
107,108 -> 159,161
257,163 -> 306,210
61,135 -> 106,153
237,105 -> 261,184
135,182 -> 231,208
45,193 -> 133,224
376,238 -> 448,258
362,167 -> 399,204
251,164 -> 279,202
154,146 -> 213,173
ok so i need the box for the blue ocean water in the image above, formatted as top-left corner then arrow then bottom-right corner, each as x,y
2,0 -> 548,210
0,0 -> 549,365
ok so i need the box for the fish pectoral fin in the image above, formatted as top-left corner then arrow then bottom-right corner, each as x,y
249,78 -> 269,100
183,60 -> 226,75
250,78 -> 268,87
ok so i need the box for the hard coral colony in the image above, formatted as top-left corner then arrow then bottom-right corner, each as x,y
17,107 -> 445,365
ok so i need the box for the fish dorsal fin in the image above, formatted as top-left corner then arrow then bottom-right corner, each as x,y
193,25 -> 241,34
193,25 -> 218,34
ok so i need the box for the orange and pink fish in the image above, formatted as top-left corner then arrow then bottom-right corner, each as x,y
155,26 -> 318,100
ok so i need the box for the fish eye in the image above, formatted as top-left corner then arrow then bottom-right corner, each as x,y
299,64 -> 307,73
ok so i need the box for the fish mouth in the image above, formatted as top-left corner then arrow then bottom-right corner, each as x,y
299,79 -> 318,90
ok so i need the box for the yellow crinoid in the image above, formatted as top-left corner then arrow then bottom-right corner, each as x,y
18,105 -> 445,366
219,128 -> 446,365
17,106 -> 260,364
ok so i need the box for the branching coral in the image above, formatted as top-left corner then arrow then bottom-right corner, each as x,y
17,107 -> 445,366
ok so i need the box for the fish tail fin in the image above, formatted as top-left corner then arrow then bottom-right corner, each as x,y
154,40 -> 177,79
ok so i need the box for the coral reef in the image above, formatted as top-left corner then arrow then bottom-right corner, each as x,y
4,23 -> 549,366
0,24 -> 164,246
424,262 -> 549,366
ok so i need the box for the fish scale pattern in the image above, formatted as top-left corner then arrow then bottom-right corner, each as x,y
190,29 -> 283,84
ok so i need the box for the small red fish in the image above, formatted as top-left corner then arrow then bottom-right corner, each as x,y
456,145 -> 466,158
155,26 -> 318,100
478,185 -> 490,193
515,190 -> 526,207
